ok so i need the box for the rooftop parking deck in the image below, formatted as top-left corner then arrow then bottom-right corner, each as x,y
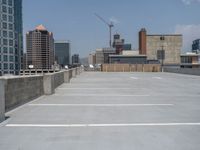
0,72 -> 200,150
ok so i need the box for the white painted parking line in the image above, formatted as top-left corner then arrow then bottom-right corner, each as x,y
152,77 -> 162,80
58,88 -> 131,90
29,104 -> 174,107
130,77 -> 139,80
6,123 -> 200,128
54,94 -> 150,97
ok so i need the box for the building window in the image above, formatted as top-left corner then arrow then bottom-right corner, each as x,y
3,31 -> 7,37
9,39 -> 13,46
8,7 -> 13,14
2,14 -> 7,21
3,39 -> 8,46
3,47 -> 8,53
0,64 -> 1,70
2,0 -> 7,4
3,22 -> 7,29
8,15 -> 13,22
4,63 -> 8,70
2,6 -> 7,13
15,64 -> 19,70
0,56 -> 1,61
9,56 -> 14,62
9,47 -> 13,53
8,0 -> 13,6
15,56 -> 18,62
10,63 -> 14,70
9,31 -> 13,38
4,71 -> 8,74
9,23 -> 13,30
3,55 -> 8,62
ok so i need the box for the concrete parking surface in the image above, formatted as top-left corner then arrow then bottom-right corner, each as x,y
0,72 -> 200,150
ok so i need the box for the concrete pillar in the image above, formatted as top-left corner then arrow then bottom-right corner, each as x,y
43,74 -> 55,95
72,69 -> 76,77
0,79 -> 5,122
77,67 -> 81,75
64,70 -> 70,83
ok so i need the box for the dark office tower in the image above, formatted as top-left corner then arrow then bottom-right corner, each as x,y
26,25 -> 55,70
72,54 -> 80,65
139,28 -> 147,55
192,39 -> 200,54
55,41 -> 71,67
14,0 -> 23,73
0,0 -> 23,76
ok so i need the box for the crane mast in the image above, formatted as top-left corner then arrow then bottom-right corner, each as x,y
95,13 -> 114,48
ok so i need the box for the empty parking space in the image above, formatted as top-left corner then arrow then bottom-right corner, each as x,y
1,72 -> 200,150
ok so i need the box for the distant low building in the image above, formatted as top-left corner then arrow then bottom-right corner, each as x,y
122,50 -> 139,56
180,53 -> 200,68
109,55 -> 147,64
139,28 -> 182,65
88,53 -> 96,65
95,48 -> 115,64
95,49 -> 104,64
123,44 -> 132,50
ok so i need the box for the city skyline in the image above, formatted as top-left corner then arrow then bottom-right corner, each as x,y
22,0 -> 200,57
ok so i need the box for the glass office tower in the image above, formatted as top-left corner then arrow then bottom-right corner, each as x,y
14,0 -> 23,73
55,41 -> 71,67
0,0 -> 23,75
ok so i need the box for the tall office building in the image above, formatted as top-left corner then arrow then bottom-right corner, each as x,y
55,41 -> 71,67
139,28 -> 182,65
26,25 -> 55,70
192,39 -> 200,54
72,54 -> 80,65
14,0 -> 23,72
0,0 -> 23,75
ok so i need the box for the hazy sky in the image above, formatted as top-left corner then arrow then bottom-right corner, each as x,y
23,0 -> 200,57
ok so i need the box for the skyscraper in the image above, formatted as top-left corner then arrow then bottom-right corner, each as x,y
55,41 -> 71,67
26,25 -> 55,70
72,54 -> 80,65
192,39 -> 200,54
14,0 -> 23,72
0,0 -> 23,75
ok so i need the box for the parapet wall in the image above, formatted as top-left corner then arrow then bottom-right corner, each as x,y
0,67 -> 83,123
101,64 -> 161,72
5,76 -> 44,112
164,68 -> 200,76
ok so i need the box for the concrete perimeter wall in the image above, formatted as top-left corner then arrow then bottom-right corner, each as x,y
164,68 -> 200,76
101,64 -> 161,72
0,67 -> 83,122
5,76 -> 44,112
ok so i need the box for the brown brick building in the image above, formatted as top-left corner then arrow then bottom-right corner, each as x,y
26,25 -> 55,69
